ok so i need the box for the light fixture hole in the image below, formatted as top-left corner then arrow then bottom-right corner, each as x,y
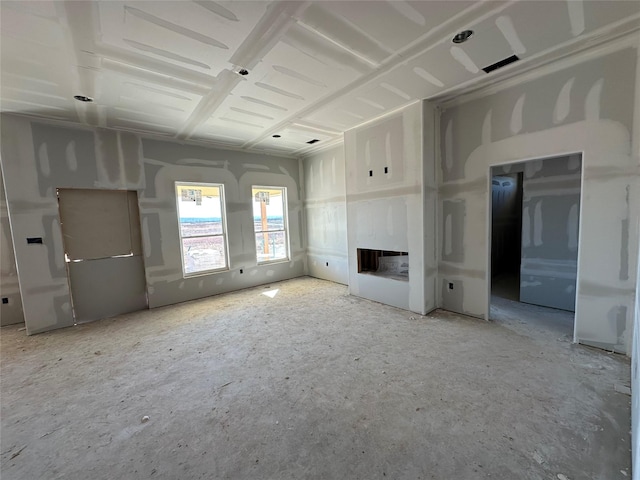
238,68 -> 249,76
272,134 -> 281,138
452,30 -> 473,44
74,95 -> 93,102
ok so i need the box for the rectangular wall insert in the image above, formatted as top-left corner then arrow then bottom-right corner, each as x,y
357,248 -> 409,281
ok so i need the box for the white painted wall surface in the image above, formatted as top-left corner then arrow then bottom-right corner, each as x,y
438,45 -> 640,353
0,115 -> 306,334
303,144 -> 349,285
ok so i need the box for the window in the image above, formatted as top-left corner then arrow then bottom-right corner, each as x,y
252,186 -> 289,263
176,183 -> 228,275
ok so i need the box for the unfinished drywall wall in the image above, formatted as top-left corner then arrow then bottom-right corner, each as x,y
303,145 -> 348,284
632,217 -> 640,480
493,155 -> 581,311
0,167 -> 24,326
519,155 -> 581,311
439,44 -> 639,353
0,115 -> 305,334
344,101 -> 436,314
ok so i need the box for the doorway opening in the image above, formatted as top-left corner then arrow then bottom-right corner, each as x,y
57,188 -> 148,324
489,154 -> 582,340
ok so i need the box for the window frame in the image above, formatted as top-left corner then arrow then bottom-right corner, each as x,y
175,181 -> 230,277
252,185 -> 290,265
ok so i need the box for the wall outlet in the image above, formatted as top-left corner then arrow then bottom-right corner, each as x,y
384,166 -> 388,174
239,269 -> 243,274
369,170 -> 373,177
448,282 -> 454,290
27,237 -> 43,244
2,297 -> 8,304
326,262 -> 329,267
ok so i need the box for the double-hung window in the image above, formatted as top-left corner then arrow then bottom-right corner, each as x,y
252,186 -> 289,263
176,182 -> 228,275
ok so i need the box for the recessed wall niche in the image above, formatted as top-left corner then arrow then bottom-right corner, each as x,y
357,248 -> 409,281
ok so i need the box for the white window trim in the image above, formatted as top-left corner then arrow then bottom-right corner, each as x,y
252,185 -> 290,265
175,181 -> 230,277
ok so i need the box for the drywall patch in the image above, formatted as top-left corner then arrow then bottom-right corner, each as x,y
533,200 -> 543,246
141,162 -> 164,198
585,79 -> 604,121
450,46 -> 479,74
442,200 -> 465,263
554,78 -> 575,124
42,215 -> 66,278
38,143 -> 51,177
620,218 -> 629,281
510,94 -> 525,135
65,141 -> 78,172
141,214 -> 162,265
567,0 -> 585,37
95,128 -> 121,184
608,305 -> 628,346
522,206 -> 531,247
51,217 -> 64,270
444,120 -> 453,172
439,177 -> 486,197
579,280 -> 634,298
496,15 -> 526,55
119,132 -> 143,186
482,110 -> 492,144
524,159 -> 543,178
52,295 -> 73,331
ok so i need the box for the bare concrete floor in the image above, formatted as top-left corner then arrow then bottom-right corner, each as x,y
1,277 -> 631,479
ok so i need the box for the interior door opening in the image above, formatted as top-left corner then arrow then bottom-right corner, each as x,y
57,188 -> 148,324
489,154 -> 582,340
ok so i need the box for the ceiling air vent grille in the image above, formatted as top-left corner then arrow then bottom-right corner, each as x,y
482,55 -> 519,74
306,139 -> 320,144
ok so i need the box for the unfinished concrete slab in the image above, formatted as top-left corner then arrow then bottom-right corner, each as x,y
1,277 -> 631,479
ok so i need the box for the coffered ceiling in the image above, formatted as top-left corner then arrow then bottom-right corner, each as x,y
1,1 -> 639,156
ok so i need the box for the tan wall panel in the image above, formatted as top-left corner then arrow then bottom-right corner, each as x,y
58,189 -> 132,260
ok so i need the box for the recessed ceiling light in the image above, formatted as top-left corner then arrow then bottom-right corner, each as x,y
237,68 -> 249,76
74,95 -> 93,102
452,30 -> 473,44
306,139 -> 320,145
272,134 -> 281,138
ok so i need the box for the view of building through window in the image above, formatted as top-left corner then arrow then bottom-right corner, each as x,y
175,183 -> 228,275
252,186 -> 289,263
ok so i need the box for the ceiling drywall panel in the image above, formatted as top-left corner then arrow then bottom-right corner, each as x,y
1,0 -> 639,155
97,1 -> 268,77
